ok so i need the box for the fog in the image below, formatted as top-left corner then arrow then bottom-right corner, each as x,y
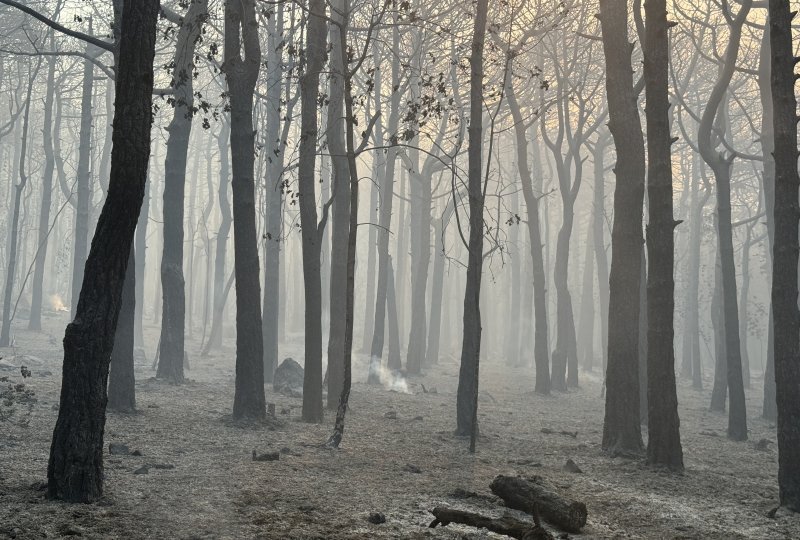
0,0 -> 799,537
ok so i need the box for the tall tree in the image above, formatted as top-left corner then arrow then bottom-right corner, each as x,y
768,0 -> 800,512
642,0 -> 683,470
455,0 -> 489,445
157,0 -> 209,384
696,0 -> 751,442
298,0 -> 327,422
223,0 -> 266,420
599,0 -> 646,456
47,0 -> 159,502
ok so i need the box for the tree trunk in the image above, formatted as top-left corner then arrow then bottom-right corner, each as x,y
643,0 -> 683,469
70,25 -> 95,319
599,0 -> 646,456
157,0 -> 208,383
710,242 -> 728,411
591,133 -> 610,372
29,34 -> 57,332
134,174 -> 150,350
506,85 -> 550,395
427,200 -> 455,366
576,220 -> 595,371
326,0 -> 350,409
298,0 -> 326,423
455,0 -> 488,444
224,0 -> 266,420
490,475 -> 588,533
47,0 -> 160,502
768,0 -> 800,511
108,247 -> 136,413
0,59 -> 37,347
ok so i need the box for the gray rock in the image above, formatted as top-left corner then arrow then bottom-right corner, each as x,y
273,358 -> 304,398
109,443 -> 130,456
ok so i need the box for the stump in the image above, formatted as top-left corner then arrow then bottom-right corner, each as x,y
429,507 -> 553,540
490,475 -> 587,533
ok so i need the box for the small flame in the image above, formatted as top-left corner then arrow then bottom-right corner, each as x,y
49,294 -> 68,312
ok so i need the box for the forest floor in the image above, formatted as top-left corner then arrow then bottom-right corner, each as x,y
1,312 -> 799,539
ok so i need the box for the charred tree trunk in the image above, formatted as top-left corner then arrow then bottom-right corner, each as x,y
47,0 -> 160,502
108,247 -> 136,413
599,0 -> 646,456
768,0 -> 800,511
643,0 -> 683,469
224,0 -> 266,420
591,132 -> 610,372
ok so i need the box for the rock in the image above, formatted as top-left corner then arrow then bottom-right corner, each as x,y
273,358 -> 304,398
368,512 -> 386,524
384,410 -> 397,419
151,463 -> 175,469
563,459 -> 582,473
109,443 -> 130,456
252,450 -> 280,462
403,463 -> 422,474
280,407 -> 290,415
131,449 -> 143,456
411,415 -> 424,421
133,466 -> 149,475
449,488 -> 478,499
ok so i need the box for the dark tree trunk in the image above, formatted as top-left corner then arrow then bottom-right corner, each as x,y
643,0 -> 683,469
768,0 -> 800,511
224,0 -> 266,420
591,132 -> 610,372
599,0 -> 646,456
710,245 -> 728,412
577,222 -> 595,371
157,0 -> 208,383
47,0 -> 160,502
490,475 -> 588,533
426,200 -> 455,366
455,0 -> 488,442
298,0 -> 326,423
134,174 -> 150,350
108,247 -> 136,413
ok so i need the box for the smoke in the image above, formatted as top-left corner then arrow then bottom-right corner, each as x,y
367,358 -> 411,394
49,294 -> 67,312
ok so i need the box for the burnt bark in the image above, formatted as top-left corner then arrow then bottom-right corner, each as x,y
47,0 -> 160,502
490,475 -> 587,533
768,0 -> 800,511
599,0 -> 646,456
108,247 -> 136,413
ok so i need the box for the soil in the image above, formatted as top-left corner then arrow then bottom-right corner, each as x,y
1,312 -> 798,539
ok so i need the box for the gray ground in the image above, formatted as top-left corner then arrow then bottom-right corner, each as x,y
1,311 -> 799,539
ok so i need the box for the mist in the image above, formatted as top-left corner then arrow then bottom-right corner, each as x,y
0,0 -> 799,538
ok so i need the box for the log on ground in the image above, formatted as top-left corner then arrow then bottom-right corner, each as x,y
429,507 -> 553,540
490,474 -> 587,533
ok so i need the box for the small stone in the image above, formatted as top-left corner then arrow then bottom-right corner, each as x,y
109,443 -> 130,456
368,512 -> 386,524
252,450 -> 280,462
403,463 -> 421,474
150,463 -> 175,470
563,458 -> 582,474
133,466 -> 149,475
411,415 -> 424,421
131,449 -> 143,456
755,439 -> 772,451
384,411 -> 397,419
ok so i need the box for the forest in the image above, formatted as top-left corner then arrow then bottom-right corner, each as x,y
0,0 -> 798,537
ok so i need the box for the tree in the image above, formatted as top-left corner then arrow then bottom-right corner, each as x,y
768,0 -> 800,512
223,0 -> 266,420
455,0 -> 489,445
696,0 -> 751,442
599,0 -> 646,456
156,0 -> 209,384
47,0 -> 160,502
298,0 -> 327,423
642,0 -> 682,470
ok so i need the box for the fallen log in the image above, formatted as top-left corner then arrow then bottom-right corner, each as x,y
490,475 -> 587,533
429,507 -> 553,540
